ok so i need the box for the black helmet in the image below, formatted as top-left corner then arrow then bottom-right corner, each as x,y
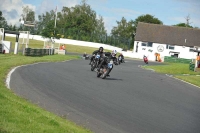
99,47 -> 104,52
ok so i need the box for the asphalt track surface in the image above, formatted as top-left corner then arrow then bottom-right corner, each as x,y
9,58 -> 200,133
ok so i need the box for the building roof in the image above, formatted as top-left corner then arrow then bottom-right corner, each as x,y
135,22 -> 200,47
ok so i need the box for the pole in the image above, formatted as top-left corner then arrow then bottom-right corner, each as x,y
54,6 -> 57,36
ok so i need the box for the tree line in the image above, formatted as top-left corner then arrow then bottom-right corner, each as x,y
0,0 -> 197,50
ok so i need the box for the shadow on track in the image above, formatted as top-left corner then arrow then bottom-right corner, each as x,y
102,78 -> 123,81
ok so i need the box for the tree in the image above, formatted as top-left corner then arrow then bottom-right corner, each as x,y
134,14 -> 163,30
40,20 -> 57,38
111,17 -> 134,38
94,15 -> 107,42
39,0 -> 107,41
20,6 -> 36,33
111,17 -> 135,49
37,10 -> 55,36
60,0 -> 98,40
20,6 -> 35,22
173,23 -> 193,28
0,10 -> 8,29
173,15 -> 193,28
110,14 -> 163,49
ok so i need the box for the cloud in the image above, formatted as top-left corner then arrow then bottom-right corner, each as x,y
87,0 -> 140,33
171,0 -> 200,27
0,0 -> 36,26
106,8 -> 141,19
167,15 -> 200,28
0,0 -> 80,26
103,16 -> 117,34
169,17 -> 185,24
36,0 -> 79,15
102,8 -> 141,34
192,18 -> 200,28
174,0 -> 200,3
1,0 -> 23,25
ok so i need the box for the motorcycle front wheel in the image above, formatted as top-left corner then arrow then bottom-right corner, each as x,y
102,68 -> 111,79
91,61 -> 96,71
97,72 -> 101,77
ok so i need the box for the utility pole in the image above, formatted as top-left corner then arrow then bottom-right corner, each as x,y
54,6 -> 57,37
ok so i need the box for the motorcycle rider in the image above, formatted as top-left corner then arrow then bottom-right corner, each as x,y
83,52 -> 89,60
118,53 -> 125,63
143,55 -> 148,63
143,55 -> 147,59
89,47 -> 104,65
97,50 -> 118,77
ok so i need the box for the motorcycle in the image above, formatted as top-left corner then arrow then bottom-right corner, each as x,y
82,53 -> 90,60
118,56 -> 125,64
143,56 -> 148,64
97,58 -> 113,79
91,54 -> 101,71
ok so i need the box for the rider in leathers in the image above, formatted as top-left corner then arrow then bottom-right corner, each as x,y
89,47 -> 104,65
118,53 -> 125,63
97,50 -> 118,77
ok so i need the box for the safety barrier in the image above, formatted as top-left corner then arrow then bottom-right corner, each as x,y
164,56 -> 192,64
0,44 -> 2,53
189,62 -> 195,71
24,48 -> 54,56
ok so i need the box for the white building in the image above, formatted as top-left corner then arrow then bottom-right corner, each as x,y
133,22 -> 200,62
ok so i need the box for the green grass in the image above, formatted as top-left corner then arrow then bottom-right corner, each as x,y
144,63 -> 200,87
175,75 -> 200,87
0,54 -> 92,133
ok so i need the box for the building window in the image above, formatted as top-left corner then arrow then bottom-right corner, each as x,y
147,42 -> 153,47
169,45 -> 174,50
166,45 -> 174,50
189,46 -> 194,52
142,42 -> 147,46
141,42 -> 153,47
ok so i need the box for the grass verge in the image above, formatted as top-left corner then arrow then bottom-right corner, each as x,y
0,54 -> 92,133
143,63 -> 200,87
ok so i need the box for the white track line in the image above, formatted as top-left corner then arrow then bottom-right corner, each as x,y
6,60 -> 73,89
165,74 -> 200,89
139,65 -> 200,89
6,66 -> 21,89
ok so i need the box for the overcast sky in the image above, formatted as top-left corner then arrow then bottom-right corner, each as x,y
1,0 -> 200,34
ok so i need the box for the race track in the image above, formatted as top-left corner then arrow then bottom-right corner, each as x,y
9,59 -> 200,133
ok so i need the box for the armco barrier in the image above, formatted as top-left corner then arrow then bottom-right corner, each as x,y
164,56 -> 192,64
0,44 -> 2,53
189,63 -> 195,71
24,48 -> 54,56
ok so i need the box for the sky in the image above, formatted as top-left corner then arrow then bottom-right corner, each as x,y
1,0 -> 200,34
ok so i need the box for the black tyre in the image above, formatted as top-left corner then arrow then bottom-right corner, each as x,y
102,69 -> 111,79
97,72 -> 101,77
91,61 -> 96,71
